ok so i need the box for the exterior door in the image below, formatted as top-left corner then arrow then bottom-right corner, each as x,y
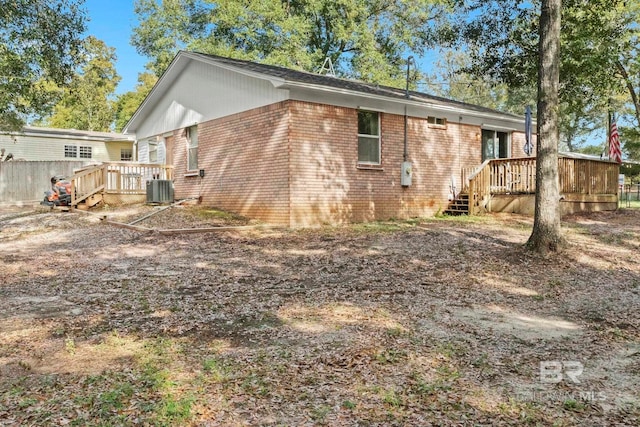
482,129 -> 510,161
164,135 -> 174,167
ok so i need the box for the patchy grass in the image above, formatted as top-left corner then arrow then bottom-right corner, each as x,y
432,211 -> 491,223
191,207 -> 247,221
0,207 -> 639,425
618,200 -> 640,209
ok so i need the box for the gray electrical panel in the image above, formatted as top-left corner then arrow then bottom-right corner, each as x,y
401,162 -> 412,187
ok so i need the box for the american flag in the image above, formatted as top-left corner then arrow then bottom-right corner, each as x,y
609,120 -> 622,164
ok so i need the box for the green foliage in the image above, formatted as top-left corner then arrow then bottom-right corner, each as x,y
44,36 -> 121,131
342,400 -> 356,409
375,348 -> 407,365
115,72 -> 157,131
577,144 -> 605,156
0,0 -> 87,130
621,126 -> 640,161
432,0 -> 640,153
154,394 -> 194,425
424,50 -> 535,115
132,0 -> 450,87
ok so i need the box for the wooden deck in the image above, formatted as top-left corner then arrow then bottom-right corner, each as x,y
451,156 -> 619,215
71,162 -> 174,207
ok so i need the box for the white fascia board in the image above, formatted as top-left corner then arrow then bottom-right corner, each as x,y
4,128 -> 134,142
481,123 -> 519,132
282,80 -> 527,126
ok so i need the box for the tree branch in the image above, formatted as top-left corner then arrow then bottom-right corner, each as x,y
616,59 -> 640,126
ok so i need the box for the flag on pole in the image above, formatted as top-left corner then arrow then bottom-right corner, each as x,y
609,120 -> 622,164
524,106 -> 533,156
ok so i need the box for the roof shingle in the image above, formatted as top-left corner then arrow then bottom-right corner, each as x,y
190,52 -> 521,119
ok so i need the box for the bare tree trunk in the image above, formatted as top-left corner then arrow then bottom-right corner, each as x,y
526,0 -> 565,253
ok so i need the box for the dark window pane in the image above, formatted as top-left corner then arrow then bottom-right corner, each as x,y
358,111 -> 379,136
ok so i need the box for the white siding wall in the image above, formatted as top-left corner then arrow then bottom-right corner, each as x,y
138,140 -> 150,163
157,139 -> 166,164
0,134 -> 132,162
135,60 -> 289,140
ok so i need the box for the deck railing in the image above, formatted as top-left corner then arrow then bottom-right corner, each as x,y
558,157 -> 619,195
464,156 -> 619,215
71,165 -> 105,206
466,160 -> 492,215
103,162 -> 173,194
70,162 -> 174,206
486,157 -> 537,194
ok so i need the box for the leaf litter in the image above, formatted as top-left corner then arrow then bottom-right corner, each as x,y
0,205 -> 639,426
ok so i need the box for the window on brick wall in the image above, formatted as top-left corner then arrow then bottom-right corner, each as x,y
427,116 -> 447,127
186,125 -> 198,171
64,145 -> 77,158
357,110 -> 380,164
482,129 -> 510,161
79,146 -> 92,159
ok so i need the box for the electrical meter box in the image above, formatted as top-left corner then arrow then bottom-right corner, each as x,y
401,161 -> 412,187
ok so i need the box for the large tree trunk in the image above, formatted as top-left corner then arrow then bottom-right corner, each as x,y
526,0 -> 565,253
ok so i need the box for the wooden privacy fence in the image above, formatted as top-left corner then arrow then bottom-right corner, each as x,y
0,161 -> 87,203
465,156 -> 619,214
558,156 -> 619,195
71,162 -> 174,206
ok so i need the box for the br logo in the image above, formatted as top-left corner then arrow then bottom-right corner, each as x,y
539,361 -> 584,384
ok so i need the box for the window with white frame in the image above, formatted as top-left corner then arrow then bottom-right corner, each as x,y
120,148 -> 133,161
357,110 -> 380,164
482,129 -> 510,161
79,146 -> 92,159
427,116 -> 447,127
64,145 -> 77,158
148,141 -> 158,163
187,125 -> 198,171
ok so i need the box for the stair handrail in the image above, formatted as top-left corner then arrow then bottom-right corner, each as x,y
466,159 -> 492,215
466,159 -> 492,182
70,164 -> 106,206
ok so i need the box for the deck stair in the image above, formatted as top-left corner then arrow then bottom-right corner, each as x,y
444,193 -> 471,215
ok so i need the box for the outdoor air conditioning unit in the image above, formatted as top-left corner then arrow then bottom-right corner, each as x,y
146,179 -> 174,204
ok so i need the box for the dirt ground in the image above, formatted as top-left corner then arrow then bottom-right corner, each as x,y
0,204 -> 639,426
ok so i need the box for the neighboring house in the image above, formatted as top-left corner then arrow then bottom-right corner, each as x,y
124,51 -> 536,227
0,126 -> 135,163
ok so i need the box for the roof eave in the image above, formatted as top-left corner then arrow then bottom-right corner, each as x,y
123,52 -> 287,135
281,81 -> 526,125
2,127 -> 135,142
123,52 -> 190,134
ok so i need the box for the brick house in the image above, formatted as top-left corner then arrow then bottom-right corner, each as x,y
124,51 -> 534,226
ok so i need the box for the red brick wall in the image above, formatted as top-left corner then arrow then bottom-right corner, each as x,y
171,102 -> 291,225
511,131 -> 537,158
171,100 -> 524,226
288,101 -> 484,226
